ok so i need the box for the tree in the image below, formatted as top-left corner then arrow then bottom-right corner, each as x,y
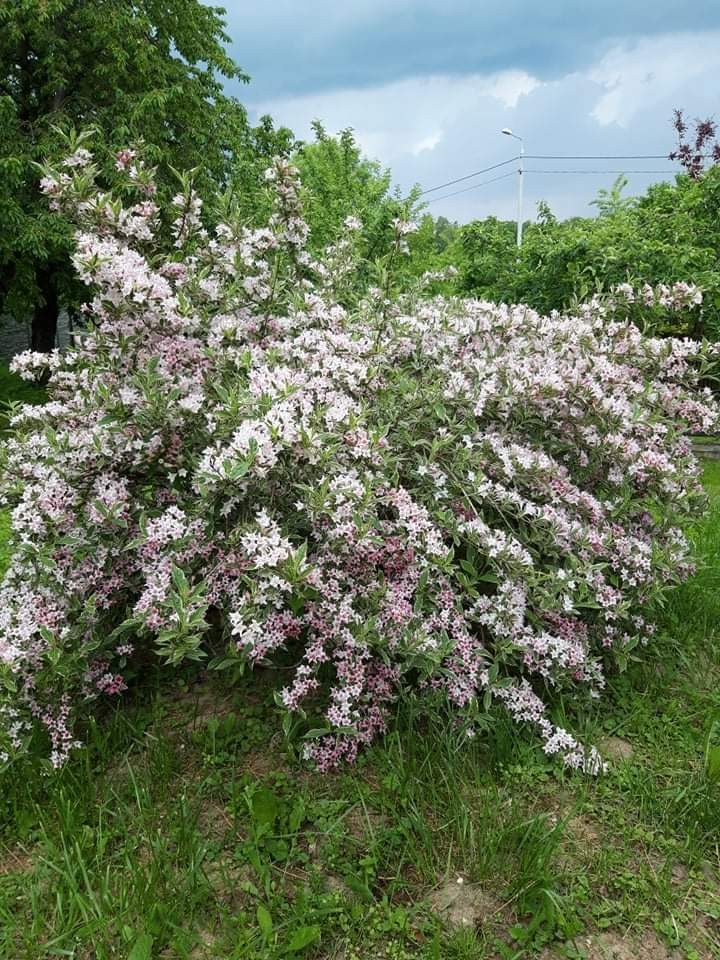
451,166 -> 720,340
228,113 -> 300,224
590,174 -> 636,217
294,123 -> 420,260
670,109 -> 720,180
456,216 -> 517,299
0,0 -> 249,351
403,213 -> 461,278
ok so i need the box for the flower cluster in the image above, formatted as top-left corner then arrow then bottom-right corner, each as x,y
613,280 -> 703,310
609,280 -> 710,338
0,145 -> 717,772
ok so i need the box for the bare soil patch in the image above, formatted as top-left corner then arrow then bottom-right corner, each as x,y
429,879 -> 505,931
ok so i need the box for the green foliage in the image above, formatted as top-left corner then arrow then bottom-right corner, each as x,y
589,174 -> 636,217
0,509 -> 10,580
0,363 -> 44,576
454,216 -> 518,300
0,361 -> 45,405
0,0 -> 249,331
228,114 -> 300,224
0,361 -> 45,433
294,123 -> 420,261
444,167 -> 720,339
404,214 -> 460,281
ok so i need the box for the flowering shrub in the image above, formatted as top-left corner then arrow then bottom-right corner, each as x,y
608,280 -> 706,337
1,143 -> 718,772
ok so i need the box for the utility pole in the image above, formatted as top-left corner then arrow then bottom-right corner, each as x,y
502,128 -> 524,247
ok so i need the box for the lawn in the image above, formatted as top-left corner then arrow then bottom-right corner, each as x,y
0,369 -> 718,958
0,362 -> 45,430
0,363 -> 44,576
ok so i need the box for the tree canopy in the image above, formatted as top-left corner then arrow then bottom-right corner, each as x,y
0,0 -> 249,349
294,123 -> 421,262
445,166 -> 720,339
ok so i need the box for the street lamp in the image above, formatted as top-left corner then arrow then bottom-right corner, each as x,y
502,128 -> 524,248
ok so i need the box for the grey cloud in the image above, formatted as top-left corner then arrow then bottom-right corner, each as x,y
249,31 -> 720,221
222,1 -> 720,99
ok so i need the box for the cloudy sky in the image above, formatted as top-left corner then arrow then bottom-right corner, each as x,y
221,2 -> 720,222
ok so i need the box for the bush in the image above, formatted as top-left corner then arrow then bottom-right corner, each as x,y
1,145 -> 718,773
454,167 -> 720,340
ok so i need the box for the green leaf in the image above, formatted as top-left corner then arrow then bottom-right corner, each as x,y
288,798 -> 305,833
256,904 -> 273,944
286,925 -> 321,952
303,727 -> 332,739
128,934 -> 154,960
171,565 -> 189,593
476,571 -> 499,583
706,744 -> 720,783
698,899 -> 720,920
251,787 -> 280,826
344,874 -> 373,902
265,837 -> 290,861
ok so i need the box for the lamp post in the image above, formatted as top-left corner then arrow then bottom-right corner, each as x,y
502,127 -> 524,248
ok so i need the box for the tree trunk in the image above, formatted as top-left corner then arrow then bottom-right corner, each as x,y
31,266 -> 59,353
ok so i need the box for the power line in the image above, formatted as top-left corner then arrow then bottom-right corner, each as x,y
525,154 -> 675,160
528,169 -> 674,174
420,153 -> 682,197
425,171 -> 516,204
420,156 -> 519,196
424,168 -> 674,205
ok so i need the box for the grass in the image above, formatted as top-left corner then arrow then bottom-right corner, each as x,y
0,362 -> 45,431
0,510 -> 10,581
0,363 -> 45,576
0,394 -> 718,957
